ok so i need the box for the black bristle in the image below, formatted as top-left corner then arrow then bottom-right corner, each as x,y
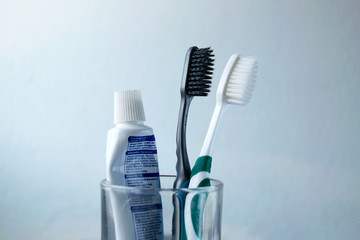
186,47 -> 214,96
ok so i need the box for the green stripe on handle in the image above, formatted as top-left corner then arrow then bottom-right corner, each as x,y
184,155 -> 212,239
190,155 -> 212,178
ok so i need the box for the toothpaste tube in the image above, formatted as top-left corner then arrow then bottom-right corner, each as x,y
106,90 -> 164,240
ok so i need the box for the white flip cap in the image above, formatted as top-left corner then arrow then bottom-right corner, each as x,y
114,90 -> 146,123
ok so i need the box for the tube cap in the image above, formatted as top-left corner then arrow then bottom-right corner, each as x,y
114,90 -> 146,123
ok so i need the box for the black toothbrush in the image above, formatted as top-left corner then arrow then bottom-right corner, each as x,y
173,46 -> 214,239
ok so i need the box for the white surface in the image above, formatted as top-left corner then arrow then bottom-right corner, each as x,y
1,0 -> 360,239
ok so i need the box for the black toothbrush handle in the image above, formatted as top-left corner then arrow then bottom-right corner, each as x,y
172,96 -> 192,240
174,95 -> 192,189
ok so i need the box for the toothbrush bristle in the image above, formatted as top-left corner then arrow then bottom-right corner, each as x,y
225,57 -> 257,105
186,47 -> 214,96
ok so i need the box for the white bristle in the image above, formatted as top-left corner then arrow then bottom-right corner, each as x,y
224,57 -> 257,105
199,54 -> 258,157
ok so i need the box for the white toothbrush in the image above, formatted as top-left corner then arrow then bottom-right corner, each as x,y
185,54 -> 258,240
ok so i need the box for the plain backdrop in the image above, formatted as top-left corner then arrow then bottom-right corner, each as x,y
1,0 -> 360,239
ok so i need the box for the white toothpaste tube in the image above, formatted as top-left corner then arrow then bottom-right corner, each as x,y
106,90 -> 163,240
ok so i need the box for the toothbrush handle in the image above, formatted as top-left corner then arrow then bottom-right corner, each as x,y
200,104 -> 224,157
174,96 -> 192,188
172,96 -> 193,240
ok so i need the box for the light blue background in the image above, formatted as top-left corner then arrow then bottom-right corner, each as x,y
1,0 -> 360,239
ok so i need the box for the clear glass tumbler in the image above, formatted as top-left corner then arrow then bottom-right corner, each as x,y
101,175 -> 223,240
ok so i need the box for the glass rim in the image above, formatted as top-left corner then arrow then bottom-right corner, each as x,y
100,175 -> 223,193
